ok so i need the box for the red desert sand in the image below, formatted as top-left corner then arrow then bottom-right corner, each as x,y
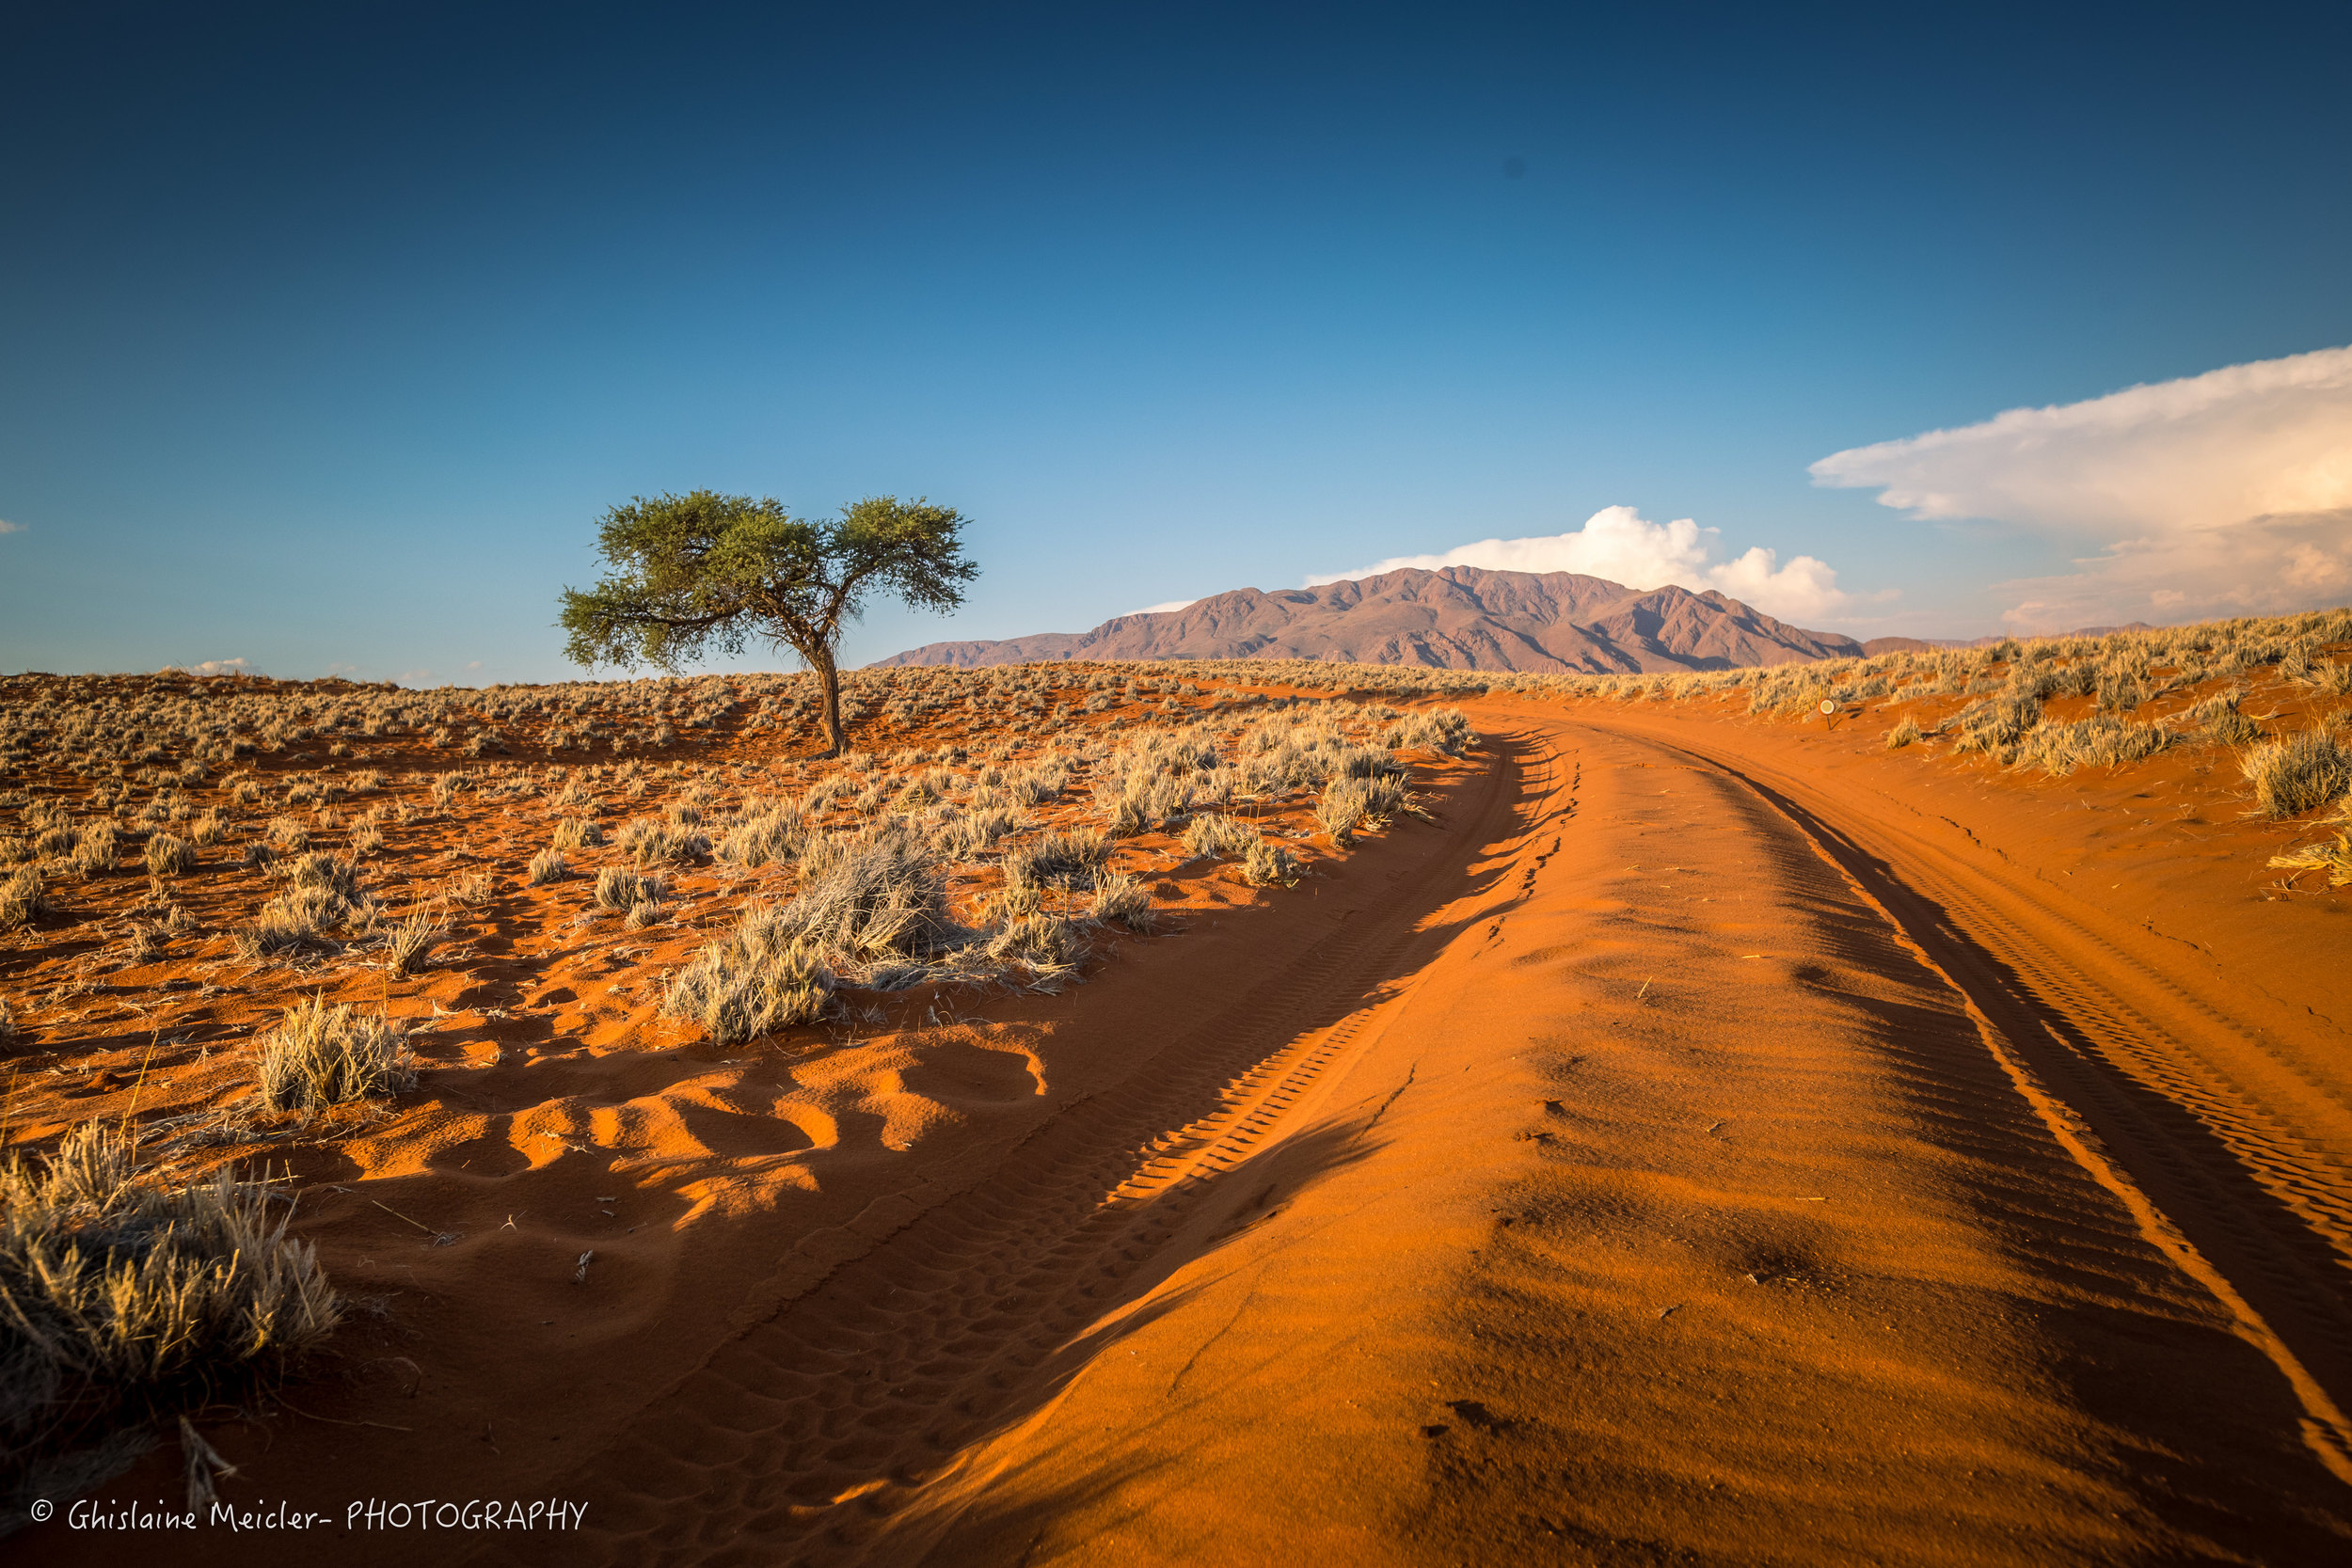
4,625 -> 2350,1565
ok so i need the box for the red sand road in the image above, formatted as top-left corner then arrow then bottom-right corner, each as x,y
29,693 -> 2352,1565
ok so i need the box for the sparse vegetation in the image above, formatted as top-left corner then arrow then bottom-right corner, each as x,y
1,867 -> 54,932
0,1124 -> 341,1515
2241,726 -> 2352,819
661,905 -> 834,1043
1243,838 -> 1300,887
143,832 -> 196,876
257,995 -> 415,1110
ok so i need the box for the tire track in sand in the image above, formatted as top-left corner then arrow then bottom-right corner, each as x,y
1587,719 -> 2352,1486
487,735 -> 1568,1567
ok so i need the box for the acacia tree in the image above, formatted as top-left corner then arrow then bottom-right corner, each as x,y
557,491 -> 977,756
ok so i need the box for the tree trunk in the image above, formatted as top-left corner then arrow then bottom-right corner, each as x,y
810,644 -> 847,757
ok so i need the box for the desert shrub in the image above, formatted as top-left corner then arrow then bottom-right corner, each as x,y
1950,693 -> 2043,755
935,805 -> 1026,859
143,833 -> 196,876
986,912 -> 1086,970
2270,821 -> 2352,888
30,824 -> 74,862
550,816 -> 604,852
0,1124 -> 340,1517
714,802 -> 805,869
1,868 -> 56,932
2185,689 -> 2261,746
186,812 -> 226,847
527,846 -> 567,885
1002,762 -> 1068,807
2300,659 -> 2352,698
1316,774 -> 1405,845
2095,668 -> 2143,712
1242,838 -> 1300,887
1003,828 -> 1113,891
1182,813 -> 1260,859
1382,707 -> 1472,754
660,905 -> 834,1043
71,822 -> 119,878
595,865 -> 662,912
238,854 -> 372,957
349,818 -> 385,856
2012,716 -> 2172,778
624,898 -> 662,929
258,996 -> 415,1111
1092,767 -> 1192,835
1885,717 -> 1922,750
1088,870 -> 1156,932
617,816 -> 707,866
2242,727 -> 2352,819
771,831 -> 962,966
121,921 -> 164,962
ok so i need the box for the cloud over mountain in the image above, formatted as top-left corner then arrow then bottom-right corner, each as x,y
1306,506 -> 1867,625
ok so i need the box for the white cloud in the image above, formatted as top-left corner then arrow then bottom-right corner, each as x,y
1124,599 -> 1198,616
0,519 -> 22,534
167,657 -> 258,678
1810,344 -> 2352,629
1307,505 -> 1871,625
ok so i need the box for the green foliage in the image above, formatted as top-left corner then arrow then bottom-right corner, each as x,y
556,491 -> 978,754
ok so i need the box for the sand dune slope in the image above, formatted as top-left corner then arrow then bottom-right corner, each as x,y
482,700 -> 2350,1566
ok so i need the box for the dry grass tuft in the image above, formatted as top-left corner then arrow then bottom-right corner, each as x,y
258,995 -> 415,1111
1243,838 -> 1300,887
70,823 -> 119,878
595,866 -> 661,912
1182,814 -> 1259,859
0,1124 -> 341,1514
1002,828 -> 1112,891
1315,774 -> 1406,845
237,854 -> 373,958
2241,726 -> 2352,819
0,867 -> 55,932
1884,717 -> 1922,750
662,905 -> 834,1042
143,833 -> 196,876
2270,821 -> 2352,888
771,831 -> 963,970
1087,870 -> 1156,932
383,905 -> 443,975
527,846 -> 566,885
986,912 -> 1087,971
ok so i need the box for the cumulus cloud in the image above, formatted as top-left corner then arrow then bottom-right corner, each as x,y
1124,599 -> 1198,616
1307,505 -> 1870,625
166,657 -> 259,678
0,519 -> 22,534
1810,344 -> 2352,629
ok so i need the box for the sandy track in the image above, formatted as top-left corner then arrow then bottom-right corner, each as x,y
477,721 -> 1528,1566
1576,712 -> 2352,1478
438,699 -> 2352,1565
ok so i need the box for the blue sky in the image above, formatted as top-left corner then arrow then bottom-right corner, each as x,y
4,2 -> 2349,681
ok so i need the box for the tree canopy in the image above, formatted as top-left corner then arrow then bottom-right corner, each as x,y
557,491 -> 977,753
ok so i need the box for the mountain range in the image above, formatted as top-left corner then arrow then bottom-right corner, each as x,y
875,565 -> 1867,673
